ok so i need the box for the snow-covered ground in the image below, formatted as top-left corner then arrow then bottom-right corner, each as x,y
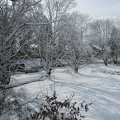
11,64 -> 120,120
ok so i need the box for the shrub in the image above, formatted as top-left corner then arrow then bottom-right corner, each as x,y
28,91 -> 92,120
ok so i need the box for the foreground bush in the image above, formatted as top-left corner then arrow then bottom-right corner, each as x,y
28,91 -> 92,120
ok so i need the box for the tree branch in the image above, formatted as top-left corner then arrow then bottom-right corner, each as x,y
0,74 -> 48,89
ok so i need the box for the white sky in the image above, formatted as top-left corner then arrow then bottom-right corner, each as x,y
75,0 -> 120,20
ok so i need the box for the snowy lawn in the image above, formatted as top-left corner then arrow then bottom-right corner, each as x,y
11,64 -> 120,120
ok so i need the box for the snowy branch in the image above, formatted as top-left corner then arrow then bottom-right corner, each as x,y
25,20 -> 65,25
0,75 -> 48,89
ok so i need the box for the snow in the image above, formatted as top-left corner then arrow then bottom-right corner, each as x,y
11,64 -> 120,120
91,45 -> 102,51
15,58 -> 41,69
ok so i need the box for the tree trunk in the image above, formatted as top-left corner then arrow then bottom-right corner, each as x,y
103,57 -> 108,66
113,55 -> 119,65
47,69 -> 52,76
74,67 -> 78,73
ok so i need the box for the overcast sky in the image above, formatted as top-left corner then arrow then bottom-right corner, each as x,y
75,0 -> 120,20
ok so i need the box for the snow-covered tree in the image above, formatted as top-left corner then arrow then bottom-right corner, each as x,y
62,12 -> 91,72
109,26 -> 120,65
32,0 -> 76,76
0,0 -> 47,118
0,0 -> 42,83
89,19 -> 114,47
89,19 -> 114,65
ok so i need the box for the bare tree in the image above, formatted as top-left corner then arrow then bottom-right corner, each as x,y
109,26 -> 120,65
89,19 -> 114,65
31,0 -> 76,76
89,19 -> 114,47
62,12 -> 91,72
0,0 -> 48,119
0,0 -> 42,83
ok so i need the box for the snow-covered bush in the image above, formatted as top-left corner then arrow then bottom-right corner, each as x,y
27,91 -> 92,120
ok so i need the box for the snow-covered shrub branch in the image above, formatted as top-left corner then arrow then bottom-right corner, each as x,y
27,91 -> 92,120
